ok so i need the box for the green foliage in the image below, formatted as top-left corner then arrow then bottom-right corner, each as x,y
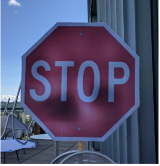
1,102 -> 22,109
18,114 -> 23,122
26,119 -> 31,126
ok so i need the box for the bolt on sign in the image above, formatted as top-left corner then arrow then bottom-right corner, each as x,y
21,23 -> 139,141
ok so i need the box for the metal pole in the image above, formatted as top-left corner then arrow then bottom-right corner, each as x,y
56,141 -> 59,157
12,81 -> 31,145
3,98 -> 10,115
12,82 -> 21,139
54,141 -> 59,157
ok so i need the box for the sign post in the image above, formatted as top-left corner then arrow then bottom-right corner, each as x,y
21,23 -> 139,143
78,141 -> 83,163
78,141 -> 83,152
54,141 -> 59,157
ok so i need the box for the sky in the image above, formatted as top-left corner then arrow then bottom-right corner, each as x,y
1,0 -> 88,102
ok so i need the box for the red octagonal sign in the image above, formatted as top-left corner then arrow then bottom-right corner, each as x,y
21,23 -> 139,141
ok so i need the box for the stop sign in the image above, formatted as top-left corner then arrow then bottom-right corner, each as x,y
21,23 -> 139,141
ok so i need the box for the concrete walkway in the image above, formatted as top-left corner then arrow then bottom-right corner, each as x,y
1,140 -> 88,164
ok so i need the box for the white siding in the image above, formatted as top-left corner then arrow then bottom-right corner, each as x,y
90,0 -> 156,163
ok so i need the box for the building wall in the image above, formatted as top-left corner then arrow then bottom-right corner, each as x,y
88,0 -> 158,164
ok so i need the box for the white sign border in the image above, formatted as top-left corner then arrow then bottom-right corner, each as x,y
21,22 -> 139,142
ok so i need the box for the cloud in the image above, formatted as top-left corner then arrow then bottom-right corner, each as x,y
1,86 -> 5,88
1,95 -> 21,102
13,88 -> 18,91
14,11 -> 18,14
8,0 -> 22,7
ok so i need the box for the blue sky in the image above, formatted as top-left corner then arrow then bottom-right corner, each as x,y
1,0 -> 88,101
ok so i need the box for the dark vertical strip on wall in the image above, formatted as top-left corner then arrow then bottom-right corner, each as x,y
150,0 -> 158,163
135,0 -> 156,163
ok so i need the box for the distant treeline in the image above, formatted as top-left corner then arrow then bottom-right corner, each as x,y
1,101 -> 22,109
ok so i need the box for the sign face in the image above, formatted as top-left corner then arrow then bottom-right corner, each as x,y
21,23 -> 139,141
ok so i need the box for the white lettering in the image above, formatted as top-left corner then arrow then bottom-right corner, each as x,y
77,61 -> 100,102
55,61 -> 74,101
108,62 -> 130,102
30,60 -> 51,102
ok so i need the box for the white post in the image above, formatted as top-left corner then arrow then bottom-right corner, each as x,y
22,111 -> 26,124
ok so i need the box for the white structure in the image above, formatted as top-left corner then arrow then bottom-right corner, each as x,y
88,0 -> 158,164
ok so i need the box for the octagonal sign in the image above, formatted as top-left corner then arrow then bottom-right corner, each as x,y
21,23 -> 139,141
